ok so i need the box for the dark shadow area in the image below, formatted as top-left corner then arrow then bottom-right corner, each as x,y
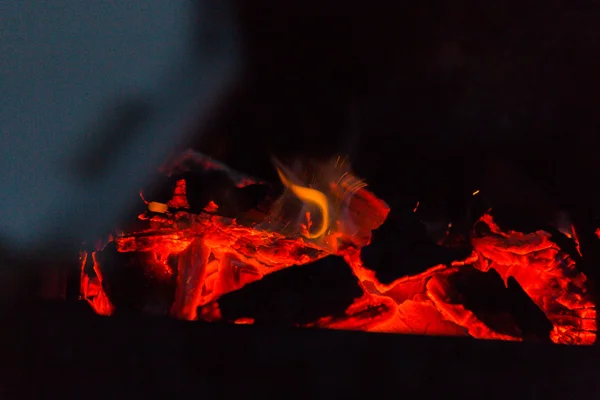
0,301 -> 598,398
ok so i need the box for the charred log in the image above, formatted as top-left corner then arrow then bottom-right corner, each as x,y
215,256 -> 363,326
180,170 -> 271,218
362,208 -> 472,284
95,243 -> 177,317
446,267 -> 553,342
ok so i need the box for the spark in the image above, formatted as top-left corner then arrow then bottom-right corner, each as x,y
413,201 -> 420,212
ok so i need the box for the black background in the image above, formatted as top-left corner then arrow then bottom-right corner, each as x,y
196,1 -> 600,221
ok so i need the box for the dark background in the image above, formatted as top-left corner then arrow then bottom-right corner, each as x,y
196,1 -> 600,222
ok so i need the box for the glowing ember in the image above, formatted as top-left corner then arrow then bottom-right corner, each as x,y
148,202 -> 169,214
80,252 -> 114,316
471,215 -> 594,344
79,152 -> 596,345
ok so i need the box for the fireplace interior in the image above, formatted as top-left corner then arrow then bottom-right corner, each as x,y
3,1 -> 600,398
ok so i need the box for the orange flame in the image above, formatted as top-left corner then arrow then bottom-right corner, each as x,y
275,166 -> 330,239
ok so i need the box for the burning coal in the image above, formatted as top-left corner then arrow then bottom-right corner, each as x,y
79,151 -> 596,345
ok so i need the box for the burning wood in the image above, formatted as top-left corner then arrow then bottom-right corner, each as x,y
79,151 -> 596,345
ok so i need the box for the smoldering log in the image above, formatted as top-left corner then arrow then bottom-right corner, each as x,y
94,242 -> 177,316
171,238 -> 210,320
446,267 -> 553,341
214,256 -> 364,326
505,276 -> 554,341
361,208 -> 472,284
154,150 -> 275,217
472,215 -> 596,344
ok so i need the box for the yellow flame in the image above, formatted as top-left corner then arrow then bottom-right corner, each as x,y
276,167 -> 329,239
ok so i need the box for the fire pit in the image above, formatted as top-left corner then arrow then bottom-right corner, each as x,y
78,150 -> 596,345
